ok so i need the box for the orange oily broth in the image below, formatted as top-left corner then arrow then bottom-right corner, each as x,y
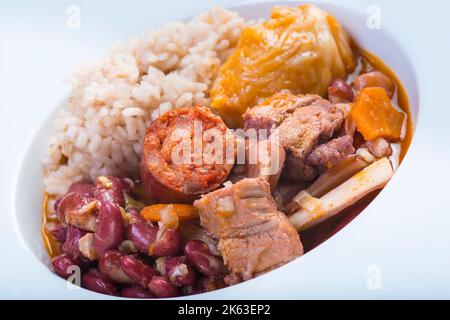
42,193 -> 62,258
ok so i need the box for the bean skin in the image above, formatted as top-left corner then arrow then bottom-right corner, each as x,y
125,218 -> 158,253
57,192 -> 98,230
50,226 -> 67,243
151,227 -> 181,257
184,240 -> 224,276
68,181 -> 95,197
94,176 -> 125,207
62,226 -> 87,258
124,208 -> 161,255
118,178 -> 133,195
120,255 -> 156,288
82,269 -> 118,296
53,197 -> 62,213
121,286 -> 154,299
94,202 -> 125,257
166,256 -> 196,287
52,254 -> 81,279
94,188 -> 116,206
124,208 -> 181,257
328,79 -> 354,103
148,276 -> 179,298
98,250 -> 132,284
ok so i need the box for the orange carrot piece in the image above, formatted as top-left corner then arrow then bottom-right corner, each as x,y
140,204 -> 198,222
351,87 -> 405,141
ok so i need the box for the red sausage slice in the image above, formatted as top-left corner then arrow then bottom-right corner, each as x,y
140,106 -> 234,203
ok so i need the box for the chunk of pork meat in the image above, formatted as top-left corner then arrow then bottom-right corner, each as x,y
307,135 -> 355,170
244,92 -> 353,182
243,93 -> 326,132
194,178 -> 303,280
277,101 -> 349,159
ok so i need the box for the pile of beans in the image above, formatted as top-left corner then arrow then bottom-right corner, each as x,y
49,176 -> 227,298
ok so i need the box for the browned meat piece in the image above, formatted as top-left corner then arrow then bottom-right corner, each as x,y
365,138 -> 392,158
244,92 -> 351,182
278,102 -> 348,159
339,116 -> 357,138
194,178 -> 303,279
195,178 -> 279,237
243,93 -> 323,132
281,156 -> 317,182
218,217 -> 302,280
306,135 -> 355,170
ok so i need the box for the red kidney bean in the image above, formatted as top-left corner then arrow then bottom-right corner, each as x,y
52,254 -> 82,279
98,250 -> 132,284
328,79 -> 354,103
184,240 -> 224,276
121,286 -> 154,299
82,269 -> 118,296
119,178 -> 133,194
120,255 -> 156,288
151,227 -> 181,257
50,226 -> 67,243
165,256 -> 196,287
148,276 -> 179,298
57,192 -> 97,228
125,212 -> 158,254
94,176 -> 125,207
93,188 -> 116,206
68,181 -> 95,197
62,226 -> 87,258
353,71 -> 395,98
193,275 -> 225,294
94,202 -> 125,257
124,209 -> 180,257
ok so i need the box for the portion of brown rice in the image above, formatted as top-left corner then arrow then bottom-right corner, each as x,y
43,7 -> 245,195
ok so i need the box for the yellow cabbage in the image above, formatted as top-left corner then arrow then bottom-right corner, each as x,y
210,4 -> 356,128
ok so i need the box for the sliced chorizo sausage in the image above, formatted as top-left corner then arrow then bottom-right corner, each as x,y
140,105 -> 235,203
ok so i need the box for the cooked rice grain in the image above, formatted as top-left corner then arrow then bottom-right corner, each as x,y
43,7 -> 245,195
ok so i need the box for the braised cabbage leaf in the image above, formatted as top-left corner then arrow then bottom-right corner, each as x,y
210,4 -> 356,127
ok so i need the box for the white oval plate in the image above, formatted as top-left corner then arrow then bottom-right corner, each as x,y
3,0 -> 450,299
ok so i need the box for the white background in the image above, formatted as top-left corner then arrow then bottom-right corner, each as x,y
1,0 -> 450,299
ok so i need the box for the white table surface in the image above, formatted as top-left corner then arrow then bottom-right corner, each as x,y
1,0 -> 450,299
